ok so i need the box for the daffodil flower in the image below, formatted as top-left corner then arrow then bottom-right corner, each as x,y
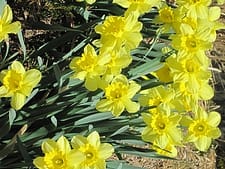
142,105 -> 182,149
0,4 -> 21,42
96,74 -> 141,117
33,136 -> 84,169
69,44 -> 110,91
0,61 -> 41,110
176,0 -> 212,19
71,131 -> 114,169
181,106 -> 221,152
95,13 -> 143,51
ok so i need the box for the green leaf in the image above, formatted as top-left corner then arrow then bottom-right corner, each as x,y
16,137 -> 32,164
51,116 -> 57,127
17,30 -> 26,60
75,112 -> 113,125
128,58 -> 163,79
110,125 -> 130,137
21,127 -> 48,142
53,63 -> 63,90
8,108 -> 16,126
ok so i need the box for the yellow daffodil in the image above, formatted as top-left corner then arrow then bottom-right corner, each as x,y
96,74 -> 141,117
95,14 -> 143,51
113,0 -> 161,16
142,105 -> 182,149
101,48 -> 132,76
0,61 -> 41,110
167,54 -> 211,94
33,136 -> 84,169
0,4 -> 21,42
154,64 -> 173,83
69,44 -> 109,91
154,4 -> 179,33
198,6 -> 225,42
71,131 -> 114,169
176,0 -> 212,19
138,85 -> 175,110
170,24 -> 212,59
181,107 -> 221,152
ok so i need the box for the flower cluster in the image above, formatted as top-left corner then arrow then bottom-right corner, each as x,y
33,131 -> 114,169
69,0 -> 223,157
140,0 -> 223,155
69,1 -> 152,117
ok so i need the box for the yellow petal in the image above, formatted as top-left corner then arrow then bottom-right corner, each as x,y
11,61 -> 25,74
112,101 -> 124,117
71,135 -> 87,149
96,99 -> 113,112
86,0 -> 96,4
112,74 -> 128,85
11,92 -> 26,110
0,86 -> 9,97
33,157 -> 47,169
127,81 -> 141,98
85,76 -> 98,91
123,99 -> 140,113
24,69 -> 41,87
3,21 -> 21,34
57,136 -> 71,154
42,139 -> 58,154
209,7 -> 221,21
99,143 -> 114,159
87,131 -> 100,148
194,136 -> 211,152
207,128 -> 221,139
207,111 -> 221,126
67,149 -> 85,166
113,0 -> 130,8
2,5 -> 13,24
